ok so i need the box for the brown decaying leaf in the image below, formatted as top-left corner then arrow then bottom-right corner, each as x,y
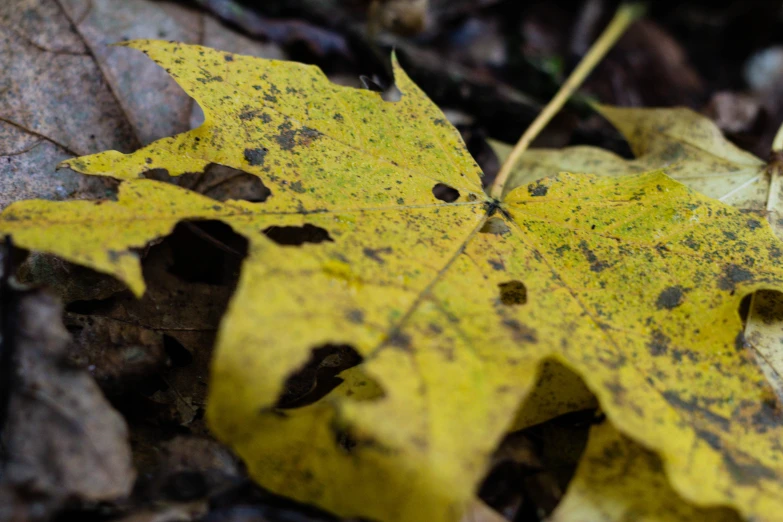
1,287 -> 134,515
0,0 -> 286,211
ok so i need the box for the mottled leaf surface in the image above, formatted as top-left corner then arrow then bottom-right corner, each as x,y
2,43 -> 783,522
494,106 -> 783,407
551,421 -> 741,522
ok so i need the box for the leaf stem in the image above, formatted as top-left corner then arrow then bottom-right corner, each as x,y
489,2 -> 646,199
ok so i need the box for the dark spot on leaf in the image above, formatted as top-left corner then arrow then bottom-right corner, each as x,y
502,319 -> 537,343
527,180 -> 549,197
276,344 -> 362,409
432,183 -> 460,202
747,219 -> 762,230
696,429 -> 722,450
662,390 -> 731,431
346,310 -> 364,324
722,451 -> 777,485
718,264 -> 754,291
264,224 -> 333,246
647,330 -> 670,356
498,281 -> 527,306
290,181 -> 306,193
244,147 -> 268,166
488,259 -> 505,271
656,286 -> 685,310
387,331 -> 412,351
224,54 -> 234,61
336,429 -> 358,453
578,240 -> 609,272
363,247 -> 392,264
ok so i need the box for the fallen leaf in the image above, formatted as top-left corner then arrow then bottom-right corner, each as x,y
0,286 -> 134,513
493,106 -> 783,406
0,0 -> 286,210
3,42 -> 783,522
551,421 -> 741,522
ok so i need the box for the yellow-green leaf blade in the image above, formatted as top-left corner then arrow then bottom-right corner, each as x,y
551,421 -> 742,522
62,40 -> 485,213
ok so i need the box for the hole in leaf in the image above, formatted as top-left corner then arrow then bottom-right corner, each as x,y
480,217 -> 510,235
499,280 -> 527,306
276,344 -> 363,409
432,183 -> 460,202
163,335 -> 192,368
168,220 -> 248,285
191,164 -> 271,203
263,224 -> 334,246
145,164 -> 272,203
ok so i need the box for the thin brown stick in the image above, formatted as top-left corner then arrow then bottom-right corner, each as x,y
490,3 -> 646,199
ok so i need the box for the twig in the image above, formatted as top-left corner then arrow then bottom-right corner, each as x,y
489,2 -> 647,199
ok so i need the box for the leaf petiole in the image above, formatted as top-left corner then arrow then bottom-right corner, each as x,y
490,2 -> 647,199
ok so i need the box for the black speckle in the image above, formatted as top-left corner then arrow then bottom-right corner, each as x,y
224,54 -> 234,61
527,180 -> 549,197
387,331 -> 412,350
290,181 -> 306,193
488,259 -> 505,271
647,330 -> 670,356
718,264 -> 754,291
363,247 -> 392,264
347,310 -> 364,324
578,240 -> 609,273
244,147 -> 268,166
656,286 -> 685,310
747,219 -> 762,230
502,319 -> 537,343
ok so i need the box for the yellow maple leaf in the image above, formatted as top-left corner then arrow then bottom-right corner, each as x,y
3,42 -> 783,522
551,421 -> 742,522
493,105 -> 783,406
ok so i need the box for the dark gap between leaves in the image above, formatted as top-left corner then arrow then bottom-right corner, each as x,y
163,334 -> 193,368
479,361 -> 596,521
168,220 -> 249,285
